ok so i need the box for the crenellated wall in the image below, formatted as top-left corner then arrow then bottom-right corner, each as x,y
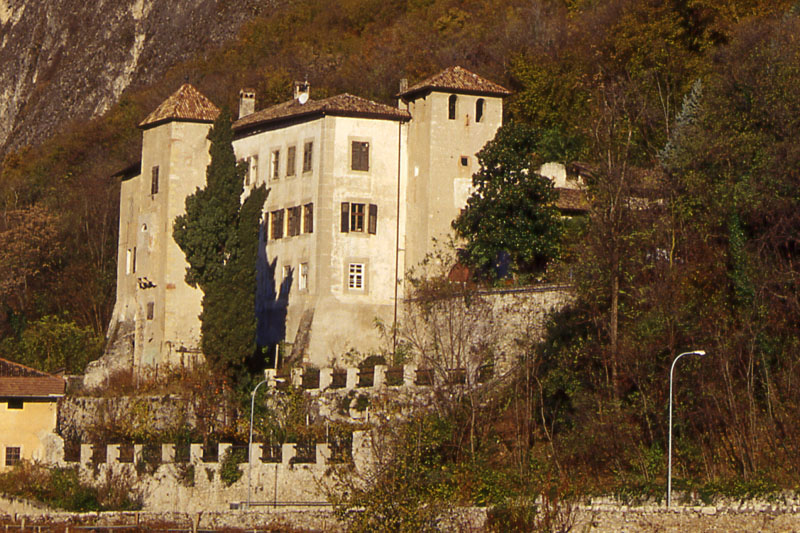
55,432 -> 371,512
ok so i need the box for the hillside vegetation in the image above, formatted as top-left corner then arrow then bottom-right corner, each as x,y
3,0 -> 800,520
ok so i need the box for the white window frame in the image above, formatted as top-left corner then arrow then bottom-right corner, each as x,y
348,263 -> 365,291
299,262 -> 309,291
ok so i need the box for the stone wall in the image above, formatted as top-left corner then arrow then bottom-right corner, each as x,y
6,499 -> 800,532
46,433 -> 370,512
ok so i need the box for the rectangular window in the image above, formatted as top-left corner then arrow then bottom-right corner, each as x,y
271,210 -> 284,239
287,146 -> 296,177
303,141 -> 313,173
146,302 -> 154,320
283,265 -> 292,286
247,155 -> 259,185
299,262 -> 308,291
351,141 -> 369,171
5,447 -> 20,467
271,150 -> 280,180
126,249 -> 133,275
8,399 -> 23,410
368,204 -> 378,235
287,206 -> 302,237
150,166 -> 159,195
350,203 -> 365,232
132,247 -> 136,273
348,263 -> 364,290
341,202 -> 349,232
303,203 -> 314,234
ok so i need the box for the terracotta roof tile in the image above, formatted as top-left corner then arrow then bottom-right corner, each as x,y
398,66 -> 511,99
0,358 -> 65,397
139,84 -> 220,129
234,93 -> 410,133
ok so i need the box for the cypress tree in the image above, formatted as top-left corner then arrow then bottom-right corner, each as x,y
173,109 -> 268,383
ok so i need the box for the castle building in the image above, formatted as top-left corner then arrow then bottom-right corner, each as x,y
104,66 -> 509,374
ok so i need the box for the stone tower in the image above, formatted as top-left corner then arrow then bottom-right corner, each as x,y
86,85 -> 219,386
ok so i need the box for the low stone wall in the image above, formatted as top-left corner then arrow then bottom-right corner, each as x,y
49,432 -> 371,512
6,500 -> 800,532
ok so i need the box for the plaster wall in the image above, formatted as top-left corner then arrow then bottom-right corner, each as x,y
0,399 -> 59,470
404,91 -> 502,271
115,121 -> 210,372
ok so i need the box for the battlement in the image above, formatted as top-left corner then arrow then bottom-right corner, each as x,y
266,363 -> 492,392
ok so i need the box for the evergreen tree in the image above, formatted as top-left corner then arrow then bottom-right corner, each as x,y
173,110 -> 268,383
452,122 -> 563,279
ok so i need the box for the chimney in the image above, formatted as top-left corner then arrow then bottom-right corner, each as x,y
239,89 -> 255,119
293,80 -> 310,103
397,78 -> 408,109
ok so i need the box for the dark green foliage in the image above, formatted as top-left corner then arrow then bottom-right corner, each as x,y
219,446 -> 246,487
0,463 -> 141,511
0,314 -> 103,373
173,110 -> 268,383
452,122 -> 563,279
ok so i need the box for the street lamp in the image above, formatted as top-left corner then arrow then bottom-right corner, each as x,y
247,376 -> 285,509
667,349 -> 706,507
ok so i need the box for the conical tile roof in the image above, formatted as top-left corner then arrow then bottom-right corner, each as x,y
139,84 -> 220,129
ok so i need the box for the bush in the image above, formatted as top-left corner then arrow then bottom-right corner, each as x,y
0,462 -> 141,511
220,446 -> 247,486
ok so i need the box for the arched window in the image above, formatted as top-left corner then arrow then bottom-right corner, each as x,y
476,98 -> 485,123
448,94 -> 457,120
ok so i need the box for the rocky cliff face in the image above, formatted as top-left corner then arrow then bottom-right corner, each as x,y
0,0 -> 269,156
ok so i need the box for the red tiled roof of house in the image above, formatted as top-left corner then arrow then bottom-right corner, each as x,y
234,93 -> 410,133
0,358 -> 66,397
139,84 -> 220,129
398,66 -> 511,99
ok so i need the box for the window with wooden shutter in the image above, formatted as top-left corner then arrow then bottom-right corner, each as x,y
287,146 -> 296,176
341,202 -> 350,232
271,210 -> 284,239
368,204 -> 377,234
351,141 -> 369,171
304,203 -> 314,233
151,166 -> 159,195
271,149 -> 280,180
303,141 -> 313,173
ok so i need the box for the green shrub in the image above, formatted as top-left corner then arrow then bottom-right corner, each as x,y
220,446 -> 247,486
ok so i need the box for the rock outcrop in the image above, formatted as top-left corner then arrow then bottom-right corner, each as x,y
0,0 -> 270,156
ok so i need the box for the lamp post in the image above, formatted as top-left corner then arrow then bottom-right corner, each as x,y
247,376 -> 284,509
668,349 -> 706,507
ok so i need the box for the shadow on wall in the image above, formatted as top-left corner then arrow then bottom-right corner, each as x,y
255,223 -> 292,368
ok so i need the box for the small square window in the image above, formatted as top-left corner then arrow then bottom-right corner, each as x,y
348,263 -> 364,290
5,447 -> 20,467
460,156 -> 469,167
8,399 -> 23,410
